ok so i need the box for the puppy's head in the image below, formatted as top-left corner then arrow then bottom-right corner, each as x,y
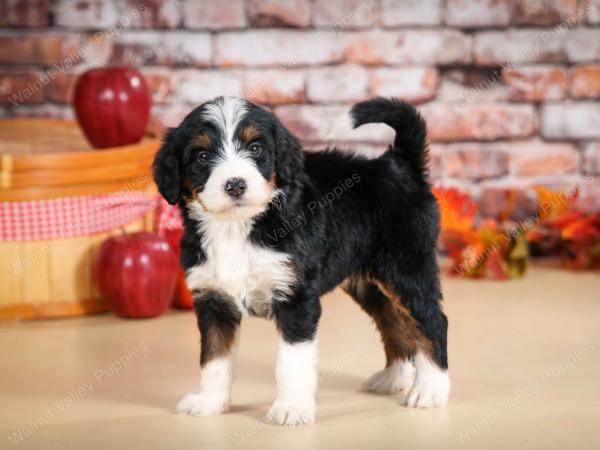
153,96 -> 304,221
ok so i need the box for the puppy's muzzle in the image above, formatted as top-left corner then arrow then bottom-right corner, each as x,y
224,177 -> 247,199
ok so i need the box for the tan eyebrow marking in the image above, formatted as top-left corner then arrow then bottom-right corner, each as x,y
193,133 -> 212,149
240,125 -> 261,143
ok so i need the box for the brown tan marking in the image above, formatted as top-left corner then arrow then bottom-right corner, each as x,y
371,278 -> 435,362
183,176 -> 208,212
240,125 -> 261,143
342,275 -> 434,366
194,133 -> 213,150
200,320 -> 238,365
196,290 -> 242,367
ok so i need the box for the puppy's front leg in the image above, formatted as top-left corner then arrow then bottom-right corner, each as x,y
266,293 -> 321,426
177,291 -> 241,416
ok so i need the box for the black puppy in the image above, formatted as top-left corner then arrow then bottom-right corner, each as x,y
153,96 -> 449,426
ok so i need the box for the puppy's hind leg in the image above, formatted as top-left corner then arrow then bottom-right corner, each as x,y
177,291 -> 241,416
342,275 -> 416,394
371,254 -> 450,408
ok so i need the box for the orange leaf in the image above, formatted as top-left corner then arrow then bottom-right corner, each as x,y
433,187 -> 477,233
561,213 -> 600,241
536,186 -> 576,222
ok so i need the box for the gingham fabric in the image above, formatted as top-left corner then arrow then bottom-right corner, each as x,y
156,197 -> 183,234
0,192 -> 165,242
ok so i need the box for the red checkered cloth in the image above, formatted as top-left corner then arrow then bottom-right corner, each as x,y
156,197 -> 184,234
0,192 -> 164,242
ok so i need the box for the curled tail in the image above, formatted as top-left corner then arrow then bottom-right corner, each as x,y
350,97 -> 429,184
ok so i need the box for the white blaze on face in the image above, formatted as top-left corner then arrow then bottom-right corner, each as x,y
197,97 -> 274,221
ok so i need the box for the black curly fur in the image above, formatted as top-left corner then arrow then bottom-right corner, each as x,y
351,97 -> 430,185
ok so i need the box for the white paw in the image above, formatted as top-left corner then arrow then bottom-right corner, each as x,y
362,359 -> 415,394
404,369 -> 450,408
265,400 -> 315,426
176,392 -> 229,416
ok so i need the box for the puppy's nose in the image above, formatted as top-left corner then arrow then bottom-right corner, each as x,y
224,177 -> 247,198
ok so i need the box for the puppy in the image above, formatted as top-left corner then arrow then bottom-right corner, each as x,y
153,96 -> 450,426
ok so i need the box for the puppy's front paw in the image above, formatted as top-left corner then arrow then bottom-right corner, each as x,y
176,392 -> 229,416
265,400 -> 315,426
404,370 -> 450,408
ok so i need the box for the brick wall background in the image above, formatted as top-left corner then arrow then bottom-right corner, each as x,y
1,0 -> 599,217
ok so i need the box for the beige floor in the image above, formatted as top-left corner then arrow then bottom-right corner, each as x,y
1,265 -> 599,450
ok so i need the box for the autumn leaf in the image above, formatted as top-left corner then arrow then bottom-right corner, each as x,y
536,185 -> 577,222
433,187 -> 477,234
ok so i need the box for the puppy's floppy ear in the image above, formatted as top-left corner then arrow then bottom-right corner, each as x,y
152,128 -> 181,205
273,121 -> 304,185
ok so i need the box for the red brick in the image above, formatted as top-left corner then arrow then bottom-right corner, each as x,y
474,30 -> 565,65
343,31 -> 384,65
437,68 -> 508,103
512,0 -> 578,26
428,145 -> 443,181
215,30 -> 344,67
582,142 -> 600,176
479,182 -> 538,218
503,66 -> 567,102
275,105 -> 394,143
125,0 -> 181,28
510,142 -> 579,177
446,0 -> 512,28
47,71 -> 76,104
307,66 -> 368,103
422,104 -> 537,142
313,0 -> 375,28
345,30 -> 471,65
182,0 -> 246,29
380,0 -> 441,26
55,0 -> 179,29
148,104 -> 190,136
575,178 -> 600,214
110,32 -> 211,67
244,69 -> 305,105
174,70 -> 243,105
141,68 -> 174,105
0,33 -> 83,65
569,65 -> 600,98
370,68 -> 438,103
54,0 -> 119,28
79,33 -> 113,66
0,0 -> 51,27
248,0 -> 311,28
541,102 -> 600,139
565,29 -> 600,63
0,70 -> 45,105
444,145 -> 509,180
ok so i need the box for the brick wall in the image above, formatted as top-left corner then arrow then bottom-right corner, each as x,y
1,0 -> 599,217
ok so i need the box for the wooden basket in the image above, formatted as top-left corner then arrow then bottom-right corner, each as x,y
0,119 -> 159,320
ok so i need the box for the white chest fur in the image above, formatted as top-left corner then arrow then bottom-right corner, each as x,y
185,215 -> 296,317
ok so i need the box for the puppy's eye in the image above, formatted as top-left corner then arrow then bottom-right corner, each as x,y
197,151 -> 210,163
249,143 -> 262,154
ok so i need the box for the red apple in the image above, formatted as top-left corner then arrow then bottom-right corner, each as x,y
74,66 -> 151,148
93,232 -> 177,318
